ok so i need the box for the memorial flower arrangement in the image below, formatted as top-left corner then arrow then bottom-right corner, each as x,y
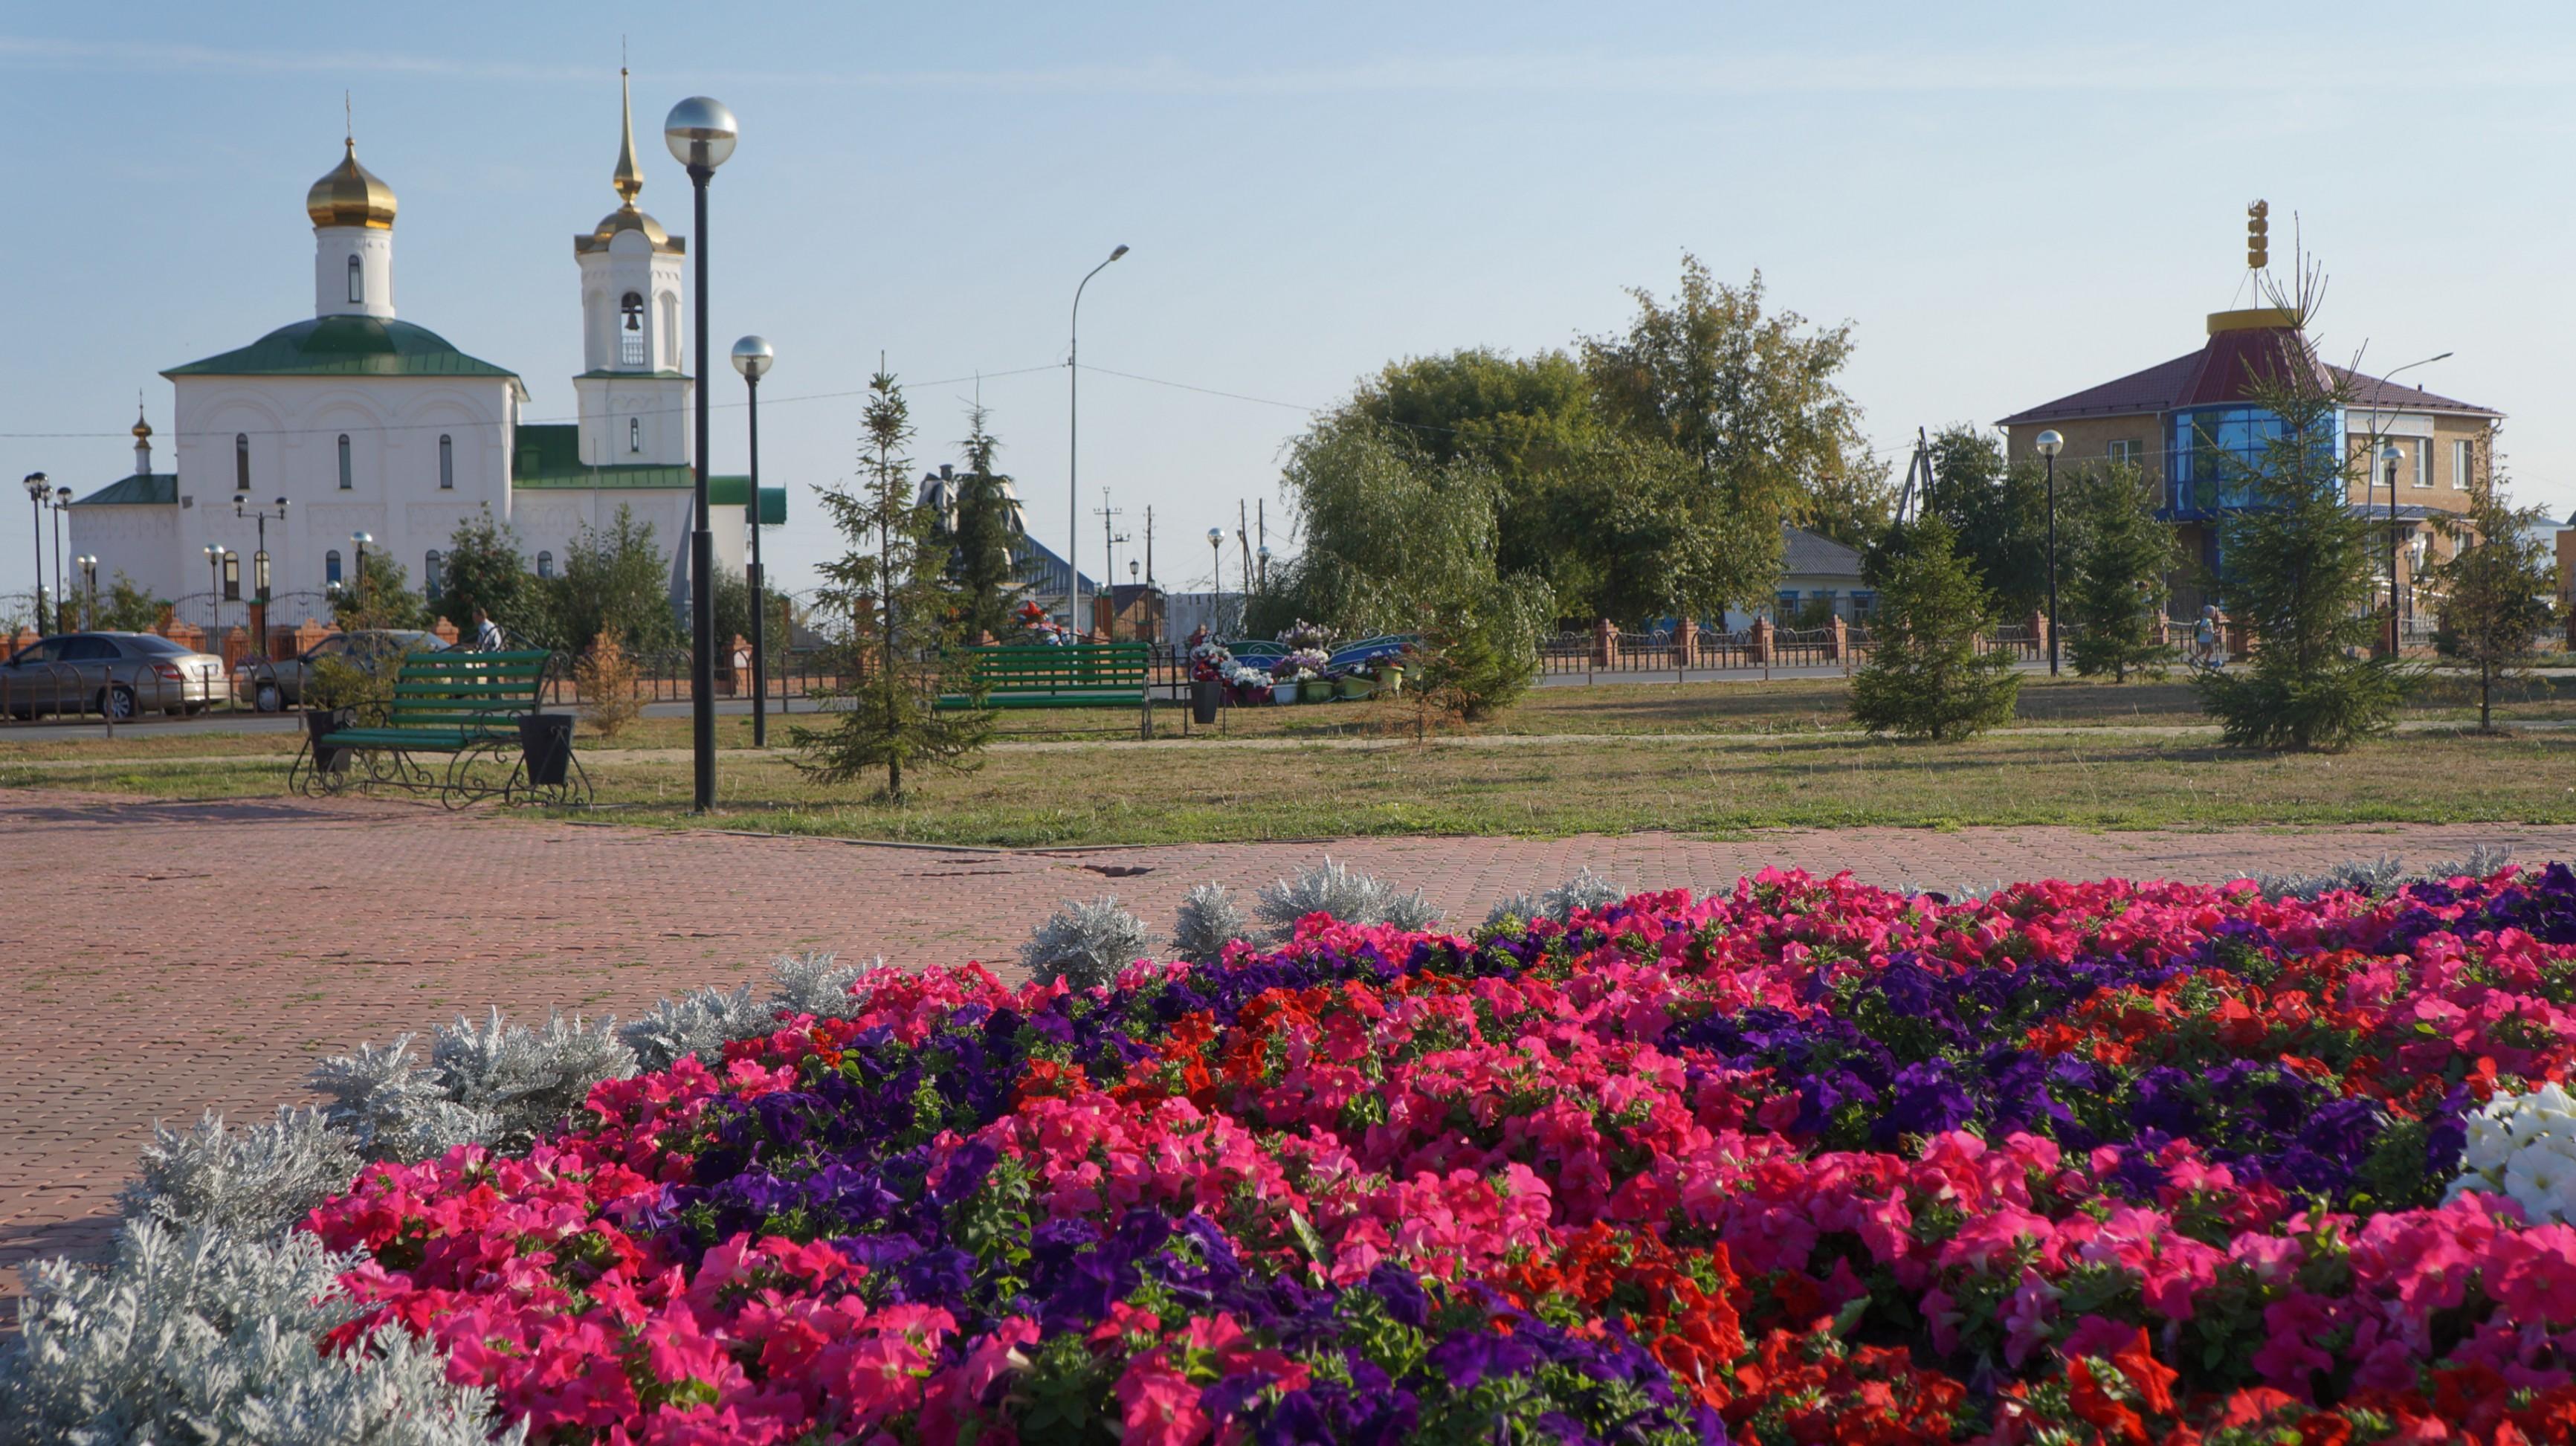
1271,647 -> 1331,682
224,861 -> 2576,1441
1187,639 -> 1233,682
1276,620 -> 1334,653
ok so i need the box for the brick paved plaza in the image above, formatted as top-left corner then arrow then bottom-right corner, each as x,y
5,790 -> 2572,1295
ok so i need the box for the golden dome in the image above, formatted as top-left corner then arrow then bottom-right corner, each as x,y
306,139 -> 396,229
578,202 -> 680,254
132,407 -> 152,440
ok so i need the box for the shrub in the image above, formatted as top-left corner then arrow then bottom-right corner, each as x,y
1483,868 -> 1629,928
117,1108 -> 361,1239
307,1036 -> 496,1164
2064,462 -> 2177,681
770,950 -> 872,1016
1173,882 -> 1254,964
1255,857 -> 1440,937
1020,897 -> 1156,990
427,1009 -> 634,1152
0,1219 -> 518,1445
617,982 -> 769,1073
1850,514 -> 2020,740
575,630 -> 642,741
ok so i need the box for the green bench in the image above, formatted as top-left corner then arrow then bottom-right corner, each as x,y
288,649 -> 590,807
936,642 -> 1155,737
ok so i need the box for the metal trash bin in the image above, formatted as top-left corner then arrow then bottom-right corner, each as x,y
1190,679 -> 1223,725
305,708 -> 354,774
518,713 -> 575,787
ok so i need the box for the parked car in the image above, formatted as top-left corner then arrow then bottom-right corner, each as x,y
0,632 -> 233,720
235,628 -> 448,712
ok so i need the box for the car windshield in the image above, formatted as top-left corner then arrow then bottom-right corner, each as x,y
122,635 -> 194,656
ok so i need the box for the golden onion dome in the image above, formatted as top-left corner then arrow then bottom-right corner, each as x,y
307,139 -> 397,229
132,408 -> 152,441
579,202 -> 678,254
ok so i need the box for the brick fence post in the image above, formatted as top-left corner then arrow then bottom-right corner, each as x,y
1827,614 -> 1848,662
1673,616 -> 1698,671
294,617 -> 331,657
1750,616 -> 1773,667
1592,617 -> 1618,668
164,620 -> 203,653
432,618 -> 460,648
2029,610 -> 2050,662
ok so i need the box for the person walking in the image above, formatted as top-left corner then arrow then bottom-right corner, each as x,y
471,606 -> 505,652
2193,604 -> 2221,669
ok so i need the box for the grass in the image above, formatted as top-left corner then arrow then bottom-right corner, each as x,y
6,719 -> 2572,847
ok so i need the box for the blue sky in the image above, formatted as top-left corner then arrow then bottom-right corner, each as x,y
6,1 -> 2572,606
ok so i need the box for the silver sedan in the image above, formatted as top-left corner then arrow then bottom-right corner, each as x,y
0,632 -> 234,720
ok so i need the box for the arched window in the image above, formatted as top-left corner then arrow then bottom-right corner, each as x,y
337,434 -> 352,490
438,433 -> 453,490
628,417 -> 642,455
326,549 -> 342,584
424,549 -> 443,599
234,433 -> 249,491
537,550 -> 554,579
346,254 -> 363,304
620,291 -> 645,366
222,552 -> 240,601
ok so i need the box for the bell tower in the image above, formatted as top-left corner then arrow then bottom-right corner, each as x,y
572,69 -> 691,468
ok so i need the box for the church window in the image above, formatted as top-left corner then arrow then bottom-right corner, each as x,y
325,549 -> 342,585
424,549 -> 443,600
234,433 -> 250,491
537,550 -> 554,579
337,434 -> 352,491
439,434 -> 453,490
621,291 -> 645,366
629,417 -> 642,455
346,254 -> 363,304
222,552 -> 240,601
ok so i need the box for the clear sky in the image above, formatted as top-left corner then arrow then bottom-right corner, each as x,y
5,1 -> 2572,608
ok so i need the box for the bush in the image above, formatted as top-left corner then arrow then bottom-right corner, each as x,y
575,630 -> 642,740
1850,514 -> 2020,740
1020,897 -> 1156,990
1485,868 -> 1630,927
307,1036 -> 496,1164
617,982 -> 769,1073
1255,856 -> 1440,937
1173,882 -> 1254,964
117,1108 -> 361,1238
427,1009 -> 634,1152
1413,575 -> 1551,723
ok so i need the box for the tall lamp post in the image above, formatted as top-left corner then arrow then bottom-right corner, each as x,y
731,335 -> 773,747
22,473 -> 48,633
665,95 -> 737,813
50,485 -> 70,630
2363,352 -> 2450,655
352,532 -> 372,620
76,556 -> 96,630
1206,527 -> 1224,636
236,496 -> 288,651
1068,244 -> 1129,636
202,543 -> 223,633
2035,430 -> 2063,675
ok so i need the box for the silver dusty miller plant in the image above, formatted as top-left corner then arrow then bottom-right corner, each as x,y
1021,897 -> 1158,990
1173,883 -> 1255,964
1256,857 -> 1442,937
0,1219 -> 523,1445
430,1009 -> 636,1152
308,1035 -> 498,1165
2251,845 -> 2514,903
1485,868 -> 1629,928
117,1108 -> 361,1239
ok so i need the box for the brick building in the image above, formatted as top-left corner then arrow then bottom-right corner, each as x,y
1996,306 -> 2499,622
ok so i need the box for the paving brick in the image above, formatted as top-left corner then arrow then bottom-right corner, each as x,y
4,788 -> 2568,1297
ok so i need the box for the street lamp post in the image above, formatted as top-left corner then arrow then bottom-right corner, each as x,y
352,531 -> 372,620
1256,543 -> 1271,594
22,473 -> 48,634
665,95 -> 738,813
1207,527 -> 1224,636
1068,244 -> 1129,637
2035,430 -> 2064,676
203,543 -> 223,633
731,335 -> 773,747
77,556 -> 96,630
50,486 -> 70,630
237,496 -> 288,651
2382,444 -> 2404,651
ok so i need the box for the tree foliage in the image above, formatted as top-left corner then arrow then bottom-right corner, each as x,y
95,570 -> 171,633
2064,463 -> 2177,682
2192,308 -> 2409,751
538,506 -> 679,656
950,406 -> 1024,642
329,552 -> 429,631
1920,425 -> 2053,618
1850,515 -> 2021,741
435,508 -> 533,640
2427,458 -> 2557,731
793,369 -> 990,796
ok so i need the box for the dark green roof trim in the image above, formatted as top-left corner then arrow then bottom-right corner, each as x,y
575,369 -> 690,380
513,465 -> 697,488
72,473 -> 178,506
511,425 -> 781,518
165,316 -> 523,389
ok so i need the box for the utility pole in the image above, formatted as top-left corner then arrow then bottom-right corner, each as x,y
1143,506 -> 1157,645
1094,488 -> 1125,636
1236,500 -> 1250,604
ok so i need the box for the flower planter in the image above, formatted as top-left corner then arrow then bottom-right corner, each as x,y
1380,665 -> 1404,696
303,706 -> 355,774
517,713 -> 575,787
1271,681 -> 1300,705
1336,674 -> 1375,700
1299,678 -> 1334,704
1189,680 -> 1224,725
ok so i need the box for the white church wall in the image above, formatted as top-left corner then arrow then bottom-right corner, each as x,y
65,506 -> 183,613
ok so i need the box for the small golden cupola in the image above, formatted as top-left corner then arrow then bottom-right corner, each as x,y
306,138 -> 398,229
579,69 -> 680,254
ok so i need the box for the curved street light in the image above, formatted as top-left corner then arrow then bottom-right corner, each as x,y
1068,245 -> 1129,636
2034,430 -> 2064,676
23,472 -> 48,633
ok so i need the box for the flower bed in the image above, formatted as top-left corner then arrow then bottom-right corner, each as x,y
291,863 -> 2576,1443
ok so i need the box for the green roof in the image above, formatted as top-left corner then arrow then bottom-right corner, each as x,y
72,473 -> 177,506
164,316 -> 522,386
512,425 -> 781,521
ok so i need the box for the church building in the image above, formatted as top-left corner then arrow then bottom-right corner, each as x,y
67,74 -> 778,627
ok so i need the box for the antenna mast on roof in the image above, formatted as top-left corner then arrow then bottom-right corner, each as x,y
1896,427 -> 1934,523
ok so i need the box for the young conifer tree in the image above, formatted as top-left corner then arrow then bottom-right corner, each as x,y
793,368 -> 990,795
2426,454 -> 2557,731
2192,263 -> 2409,750
2065,462 -> 2178,682
951,406 -> 1022,642
1850,513 -> 2020,740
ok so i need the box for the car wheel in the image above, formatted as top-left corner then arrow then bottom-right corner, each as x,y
100,685 -> 137,721
255,682 -> 283,713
